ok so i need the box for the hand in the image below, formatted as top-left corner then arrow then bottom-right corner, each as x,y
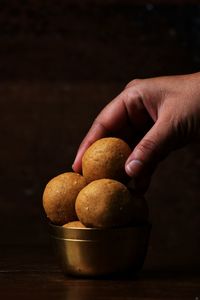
73,73 -> 200,192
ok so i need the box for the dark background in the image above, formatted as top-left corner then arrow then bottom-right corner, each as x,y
0,0 -> 200,271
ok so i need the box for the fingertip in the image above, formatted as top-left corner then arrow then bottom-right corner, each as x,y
72,122 -> 107,173
72,161 -> 82,174
71,162 -> 76,172
72,153 -> 82,174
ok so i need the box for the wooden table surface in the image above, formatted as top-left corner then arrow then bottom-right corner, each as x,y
0,244 -> 199,300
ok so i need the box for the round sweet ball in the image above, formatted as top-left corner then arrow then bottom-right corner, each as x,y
43,172 -> 87,225
82,137 -> 131,183
63,221 -> 86,228
75,179 -> 135,228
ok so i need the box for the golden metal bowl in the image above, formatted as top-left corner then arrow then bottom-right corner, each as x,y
49,223 -> 151,277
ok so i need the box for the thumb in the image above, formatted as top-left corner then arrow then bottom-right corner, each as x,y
125,120 -> 173,178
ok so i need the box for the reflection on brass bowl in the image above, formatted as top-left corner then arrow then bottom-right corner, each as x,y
49,222 -> 151,277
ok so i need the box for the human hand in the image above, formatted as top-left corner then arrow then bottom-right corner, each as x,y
73,73 -> 200,192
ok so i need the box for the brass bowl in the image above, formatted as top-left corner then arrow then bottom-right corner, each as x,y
49,223 -> 151,277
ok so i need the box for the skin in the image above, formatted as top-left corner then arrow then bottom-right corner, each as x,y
73,73 -> 200,192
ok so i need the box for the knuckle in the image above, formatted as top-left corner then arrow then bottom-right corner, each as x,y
137,138 -> 158,155
125,78 -> 142,89
121,88 -> 132,105
122,84 -> 143,107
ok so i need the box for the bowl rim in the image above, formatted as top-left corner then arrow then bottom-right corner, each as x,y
48,221 -> 152,241
49,221 -> 151,230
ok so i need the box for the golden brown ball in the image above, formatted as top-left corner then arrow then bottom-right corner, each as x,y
82,137 -> 131,183
43,172 -> 87,225
63,221 -> 86,228
75,179 -> 135,228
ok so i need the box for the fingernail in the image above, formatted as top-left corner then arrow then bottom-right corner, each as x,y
126,160 -> 143,177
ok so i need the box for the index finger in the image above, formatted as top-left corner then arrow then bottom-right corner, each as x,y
72,83 -> 152,174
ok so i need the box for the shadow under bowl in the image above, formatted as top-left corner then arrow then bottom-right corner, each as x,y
49,222 -> 151,277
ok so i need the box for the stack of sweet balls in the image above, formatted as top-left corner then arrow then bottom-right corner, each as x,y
43,137 -> 149,228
